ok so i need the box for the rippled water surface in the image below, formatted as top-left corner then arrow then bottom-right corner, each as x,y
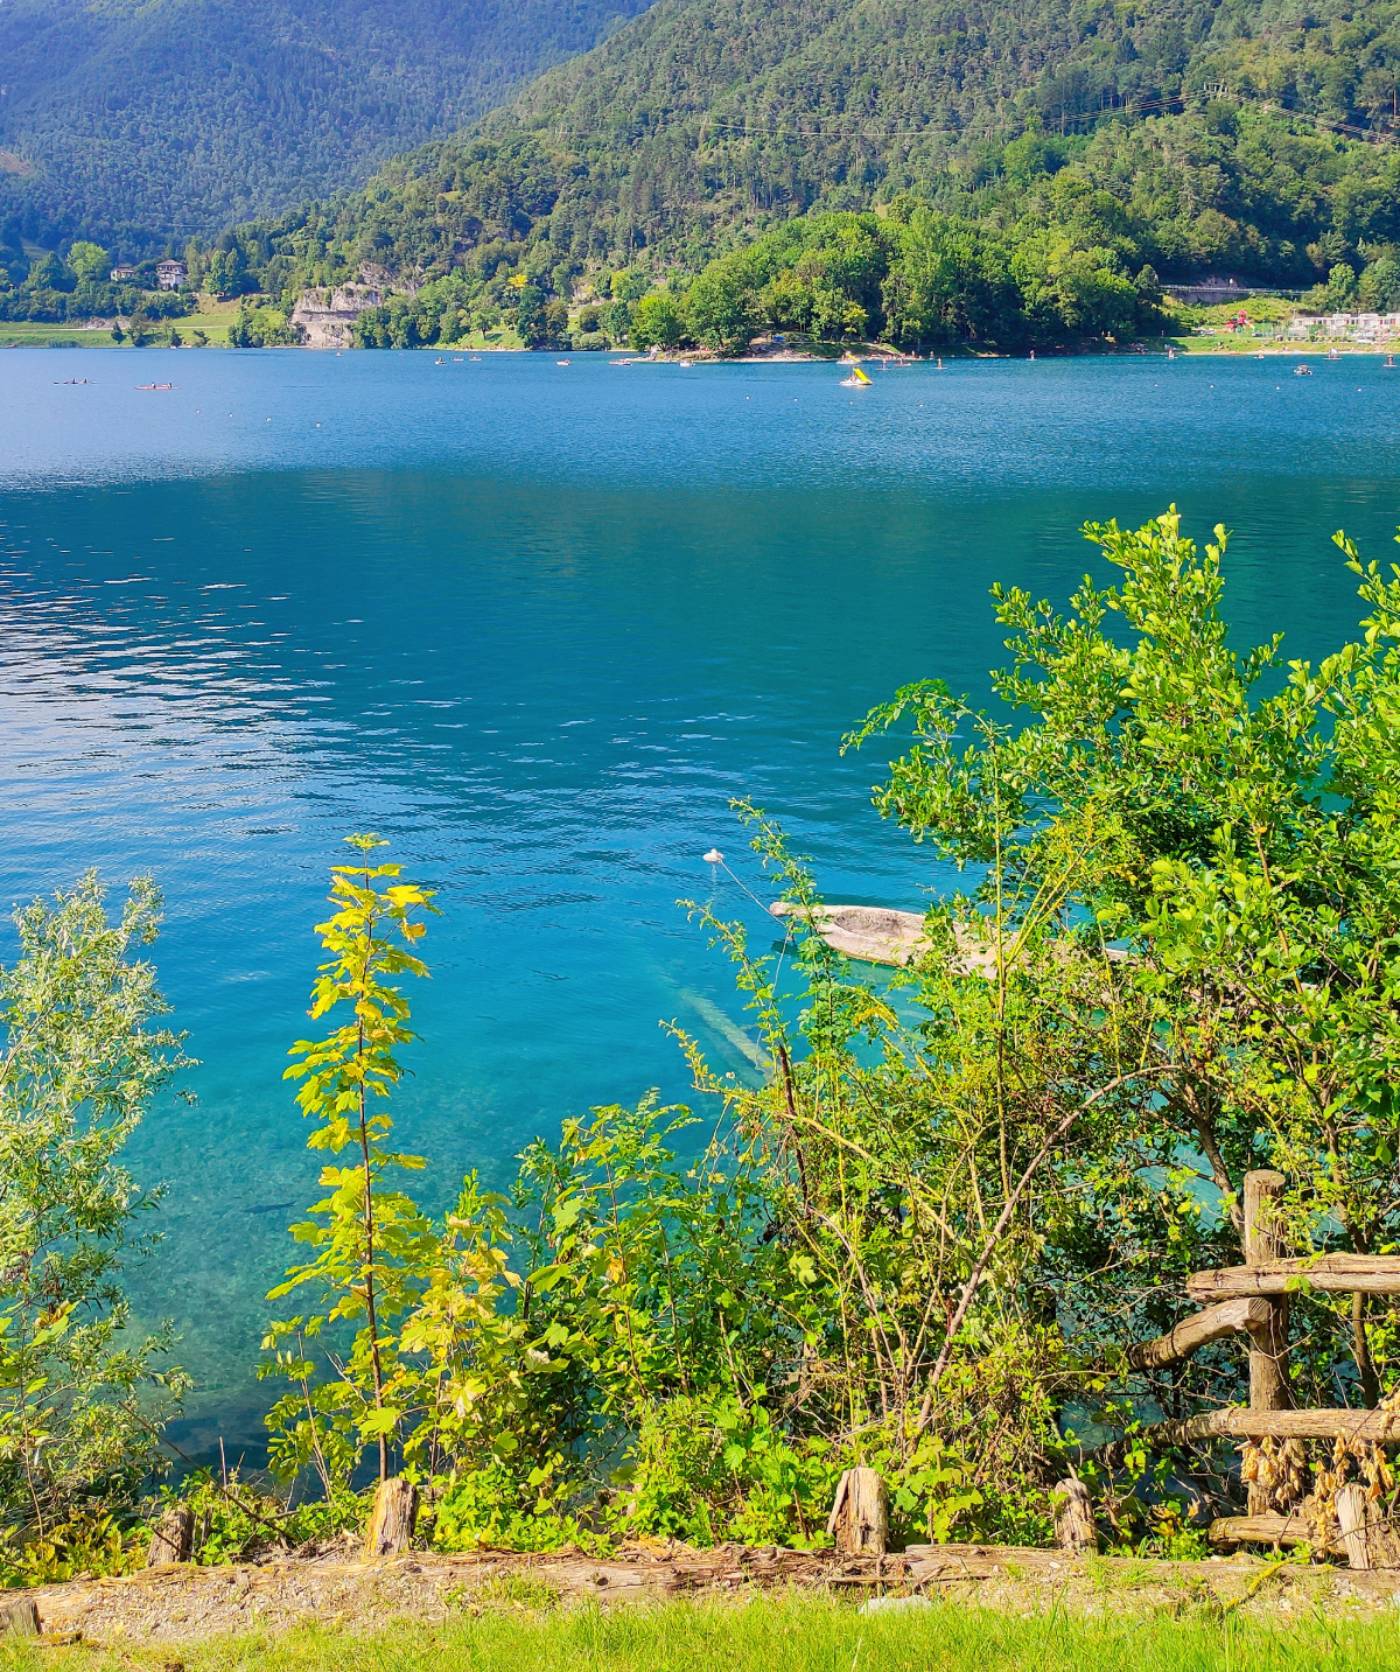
1,347 -> 1397,1448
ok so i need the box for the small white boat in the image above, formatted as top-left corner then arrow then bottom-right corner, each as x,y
1294,363 -> 1313,377
678,359 -> 694,369
556,358 -> 571,366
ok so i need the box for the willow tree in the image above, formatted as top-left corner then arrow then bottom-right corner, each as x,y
0,874 -> 190,1545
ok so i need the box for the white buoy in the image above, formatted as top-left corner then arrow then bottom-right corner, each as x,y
703,849 -> 724,865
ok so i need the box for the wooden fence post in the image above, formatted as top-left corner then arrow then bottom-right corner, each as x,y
1243,1170 -> 1290,1513
1336,1485 -> 1377,1569
0,1597 -> 40,1638
145,1503 -> 194,1567
364,1477 -> 418,1558
827,1467 -> 889,1556
1052,1478 -> 1098,1553
1336,1484 -> 1400,1570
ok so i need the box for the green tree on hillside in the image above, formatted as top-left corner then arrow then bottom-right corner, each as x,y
684,259 -> 760,352
66,240 -> 111,285
629,291 -> 684,349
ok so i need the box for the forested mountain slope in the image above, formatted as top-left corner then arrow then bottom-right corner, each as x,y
226,0 -> 1399,290
0,0 -> 654,250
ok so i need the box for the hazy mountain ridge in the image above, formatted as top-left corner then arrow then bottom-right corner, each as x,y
0,0 -> 655,249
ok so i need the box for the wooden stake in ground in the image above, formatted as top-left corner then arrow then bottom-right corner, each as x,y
0,1596 -> 40,1637
1052,1479 -> 1097,1553
146,1504 -> 194,1567
827,1468 -> 889,1556
1336,1485 -> 1400,1571
1243,1171 -> 1290,1513
364,1477 -> 418,1558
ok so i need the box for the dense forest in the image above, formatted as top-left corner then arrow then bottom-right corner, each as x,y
176,0 -> 1400,351
4,0 -> 1398,348
0,0 -> 654,250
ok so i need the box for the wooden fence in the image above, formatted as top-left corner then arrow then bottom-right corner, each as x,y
356,1166 -> 1397,1574
1118,1168 -> 1400,1569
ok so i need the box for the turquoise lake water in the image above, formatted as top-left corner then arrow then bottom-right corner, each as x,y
1,346 -> 1398,1455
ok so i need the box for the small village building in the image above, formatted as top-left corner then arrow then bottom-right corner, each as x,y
1285,311 -> 1400,342
156,259 -> 187,290
109,264 -> 138,282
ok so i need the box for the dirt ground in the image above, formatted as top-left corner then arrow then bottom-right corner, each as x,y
15,1541 -> 1400,1648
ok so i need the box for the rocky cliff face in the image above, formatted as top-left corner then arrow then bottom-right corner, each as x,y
290,284 -> 383,348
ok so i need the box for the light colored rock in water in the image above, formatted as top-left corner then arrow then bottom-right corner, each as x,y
769,902 -> 1130,975
769,901 -> 930,966
768,901 -> 1001,972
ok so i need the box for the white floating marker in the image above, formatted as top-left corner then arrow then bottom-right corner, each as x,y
703,849 -> 724,865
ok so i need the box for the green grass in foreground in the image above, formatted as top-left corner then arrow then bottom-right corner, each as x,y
1,1592 -> 1394,1671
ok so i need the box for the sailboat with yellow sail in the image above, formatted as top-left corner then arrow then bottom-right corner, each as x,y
840,364 -> 872,388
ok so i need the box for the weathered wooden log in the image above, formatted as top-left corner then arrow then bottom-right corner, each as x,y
364,1476 -> 418,1558
1242,1171 -> 1291,1513
1150,1407 -> 1400,1446
1188,1254 -> 1400,1301
1127,1298 -> 1275,1371
0,1596 -> 40,1637
1208,1512 -> 1321,1549
1052,1478 -> 1098,1553
146,1504 -> 194,1567
827,1467 -> 889,1557
1335,1485 -> 1400,1571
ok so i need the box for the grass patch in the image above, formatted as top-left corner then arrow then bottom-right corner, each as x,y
165,293 -> 244,345
0,1591 -> 1391,1671
0,293 -> 246,348
439,326 -> 525,350
0,322 -> 115,347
